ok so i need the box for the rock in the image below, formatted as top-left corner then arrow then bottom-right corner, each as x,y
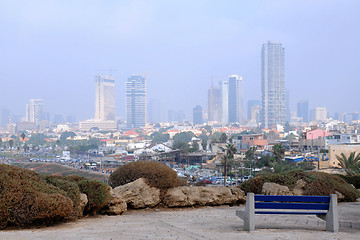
104,189 -> 127,215
295,179 -> 306,189
292,179 -> 306,196
335,191 -> 345,201
112,178 -> 160,209
163,186 -> 245,207
79,193 -> 88,215
262,182 -> 292,195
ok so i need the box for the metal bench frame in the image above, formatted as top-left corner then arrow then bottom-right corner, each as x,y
236,193 -> 339,232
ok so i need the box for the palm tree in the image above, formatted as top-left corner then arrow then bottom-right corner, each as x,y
336,152 -> 360,176
272,144 -> 285,162
222,143 -> 237,186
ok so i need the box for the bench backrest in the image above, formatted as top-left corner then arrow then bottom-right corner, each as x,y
254,195 -> 330,212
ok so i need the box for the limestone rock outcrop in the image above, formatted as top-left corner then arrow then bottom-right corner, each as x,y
112,178 -> 160,208
79,193 -> 88,215
262,182 -> 292,195
103,189 -> 128,215
163,186 -> 245,207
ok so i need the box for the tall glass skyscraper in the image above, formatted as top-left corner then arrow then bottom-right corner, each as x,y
261,41 -> 285,128
228,75 -> 244,124
126,75 -> 146,129
221,75 -> 244,124
95,75 -> 115,121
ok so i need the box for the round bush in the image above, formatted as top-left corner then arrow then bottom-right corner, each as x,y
0,164 -> 74,228
109,161 -> 186,189
43,176 -> 82,218
77,179 -> 111,214
240,170 -> 360,202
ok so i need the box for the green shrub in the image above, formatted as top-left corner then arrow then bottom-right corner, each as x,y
53,175 -> 111,215
240,170 -> 360,202
43,176 -> 82,218
338,174 -> 360,189
304,172 -> 359,202
109,161 -> 187,189
0,164 -> 73,229
77,180 -> 111,214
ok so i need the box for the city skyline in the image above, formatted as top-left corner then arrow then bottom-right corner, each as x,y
1,1 -> 360,121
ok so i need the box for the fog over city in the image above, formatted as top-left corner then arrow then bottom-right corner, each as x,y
0,0 -> 359,121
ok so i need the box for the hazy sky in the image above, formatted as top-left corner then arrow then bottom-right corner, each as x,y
1,0 -> 359,121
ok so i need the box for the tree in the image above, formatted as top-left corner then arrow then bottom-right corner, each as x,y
150,132 -> 170,143
336,152 -> 360,176
222,143 -> 237,185
172,141 -> 189,151
21,132 -> 26,141
245,147 -> 257,161
9,139 -> 14,149
201,139 -> 207,151
60,131 -> 76,141
28,134 -> 46,145
219,133 -> 228,143
188,141 -> 199,153
272,144 -> 285,161
173,132 -> 195,143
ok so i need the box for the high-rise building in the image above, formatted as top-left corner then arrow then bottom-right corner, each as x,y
126,75 -> 146,129
95,75 -> 115,121
250,105 -> 261,123
148,99 -> 165,123
311,107 -> 327,122
168,110 -> 185,122
193,105 -> 203,125
297,100 -> 309,122
26,99 -> 44,123
208,84 -> 222,122
228,75 -> 244,124
247,100 -> 261,120
261,41 -> 286,129
221,80 -> 229,124
220,75 -> 244,124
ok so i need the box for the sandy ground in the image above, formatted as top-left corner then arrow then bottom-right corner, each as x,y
1,202 -> 359,240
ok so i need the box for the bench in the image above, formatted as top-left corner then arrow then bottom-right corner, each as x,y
236,193 -> 339,232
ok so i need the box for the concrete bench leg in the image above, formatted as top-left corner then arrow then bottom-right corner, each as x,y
326,194 -> 339,232
243,192 -> 255,231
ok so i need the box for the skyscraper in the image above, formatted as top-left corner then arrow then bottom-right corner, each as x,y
228,75 -> 244,124
297,100 -> 309,122
126,75 -> 146,129
148,98 -> 164,123
247,100 -> 261,120
311,107 -> 327,122
193,105 -> 203,125
221,75 -> 244,124
26,99 -> 44,123
221,80 -> 229,124
208,84 -> 222,122
261,41 -> 285,128
95,75 -> 115,121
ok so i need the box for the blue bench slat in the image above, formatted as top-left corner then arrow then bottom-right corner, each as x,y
255,195 -> 330,203
255,211 -> 327,215
255,202 -> 329,210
